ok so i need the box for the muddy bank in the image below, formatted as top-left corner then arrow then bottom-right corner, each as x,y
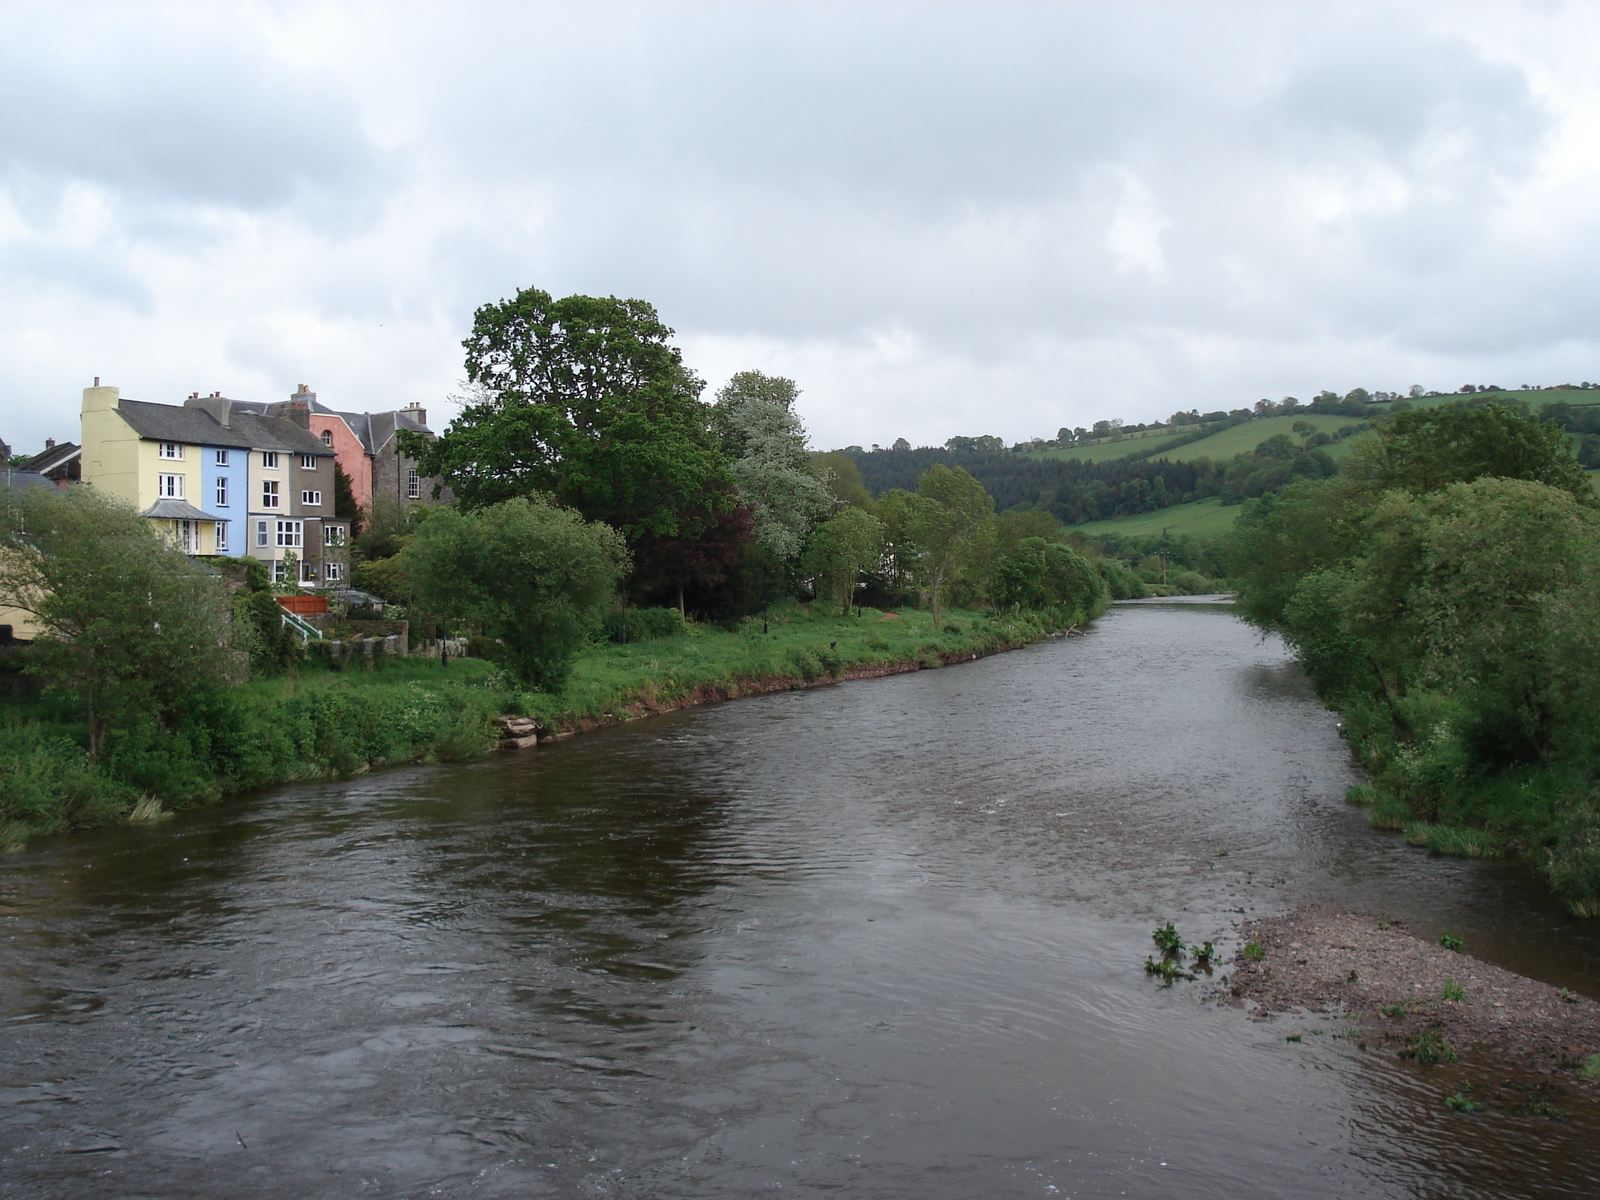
1227,906 -> 1600,1084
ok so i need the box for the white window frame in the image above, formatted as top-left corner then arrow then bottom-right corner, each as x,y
174,520 -> 198,553
407,468 -> 420,499
275,520 -> 303,549
262,480 -> 280,509
215,476 -> 228,507
255,520 -> 269,548
324,560 -> 344,582
300,454 -> 318,470
301,489 -> 322,506
215,520 -> 229,552
320,429 -> 333,446
271,559 -> 288,584
158,442 -> 183,460
215,448 -> 229,466
157,473 -> 184,499
323,524 -> 345,546
261,451 -> 279,469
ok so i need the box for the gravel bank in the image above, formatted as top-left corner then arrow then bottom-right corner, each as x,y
1226,906 -> 1600,1085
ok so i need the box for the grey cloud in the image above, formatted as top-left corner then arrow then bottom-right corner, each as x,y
0,8 -> 383,218
2,238 -> 151,309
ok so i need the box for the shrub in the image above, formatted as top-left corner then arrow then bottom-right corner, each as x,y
602,607 -> 686,643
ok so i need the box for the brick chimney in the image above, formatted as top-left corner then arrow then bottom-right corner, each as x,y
401,401 -> 427,429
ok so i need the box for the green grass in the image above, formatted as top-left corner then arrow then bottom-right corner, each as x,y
1071,496 -> 1241,540
528,603 -> 1078,727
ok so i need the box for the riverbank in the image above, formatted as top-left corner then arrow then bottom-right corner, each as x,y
506,603 -> 1074,740
1227,906 -> 1600,1090
1,604 -> 1082,846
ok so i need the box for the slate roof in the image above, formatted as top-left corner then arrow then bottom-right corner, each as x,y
115,399 -> 331,457
0,469 -> 54,493
139,499 -> 223,522
19,442 -> 79,475
305,399 -> 431,455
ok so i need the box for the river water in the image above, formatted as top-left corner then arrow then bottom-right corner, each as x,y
4,599 -> 1600,1199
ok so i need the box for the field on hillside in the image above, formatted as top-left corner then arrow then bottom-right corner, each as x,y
1070,496 -> 1241,539
1030,425 -> 1198,463
1152,413 -> 1364,463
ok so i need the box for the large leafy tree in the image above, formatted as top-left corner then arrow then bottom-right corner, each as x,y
712,371 -> 834,561
1347,402 -> 1594,503
402,288 -> 733,543
905,464 -> 995,626
803,508 -> 884,613
0,486 -> 231,760
402,496 -> 627,691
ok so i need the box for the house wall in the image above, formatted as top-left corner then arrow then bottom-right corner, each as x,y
308,414 -> 371,511
80,385 -> 141,504
246,447 -> 290,571
200,445 -> 247,556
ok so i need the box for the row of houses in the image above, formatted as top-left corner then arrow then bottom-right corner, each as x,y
6,379 -> 446,592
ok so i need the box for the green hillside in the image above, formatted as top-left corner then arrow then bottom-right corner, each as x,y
1070,496 -> 1240,539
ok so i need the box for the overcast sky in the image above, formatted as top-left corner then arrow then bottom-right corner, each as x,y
3,1 -> 1598,456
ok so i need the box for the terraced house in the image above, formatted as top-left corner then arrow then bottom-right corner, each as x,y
80,381 -> 349,586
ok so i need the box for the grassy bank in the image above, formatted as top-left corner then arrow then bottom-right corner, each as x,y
2,602 -> 1084,847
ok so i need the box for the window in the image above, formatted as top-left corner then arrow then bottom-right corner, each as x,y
320,430 -> 332,446
261,451 -> 279,469
324,524 -> 346,546
324,561 -> 343,582
262,480 -> 280,509
158,442 -> 182,460
255,520 -> 269,548
175,520 -> 198,553
271,559 -> 288,584
300,454 -> 317,470
301,489 -> 322,506
215,476 -> 228,507
275,520 -> 303,548
215,520 -> 229,552
215,449 -> 229,466
158,473 -> 184,499
407,468 -> 420,499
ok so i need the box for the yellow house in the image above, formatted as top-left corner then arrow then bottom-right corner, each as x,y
81,381 -> 232,555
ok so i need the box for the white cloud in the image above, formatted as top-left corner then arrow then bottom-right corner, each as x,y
2,0 -> 1598,460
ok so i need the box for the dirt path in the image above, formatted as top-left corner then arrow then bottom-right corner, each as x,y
1224,907 -> 1600,1086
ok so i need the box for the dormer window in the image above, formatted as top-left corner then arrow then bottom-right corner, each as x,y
158,442 -> 182,460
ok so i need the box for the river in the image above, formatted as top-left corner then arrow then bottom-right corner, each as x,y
4,599 -> 1600,1198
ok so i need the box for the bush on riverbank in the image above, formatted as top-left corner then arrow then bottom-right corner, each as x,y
1231,405 -> 1600,915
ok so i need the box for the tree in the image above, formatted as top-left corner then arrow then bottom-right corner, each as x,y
712,371 -> 834,560
813,451 -> 874,511
1346,478 -> 1600,764
905,464 -> 995,626
402,287 -> 733,545
402,496 -> 628,691
803,509 -> 884,614
0,486 -> 231,761
1349,402 -> 1593,503
332,461 -> 361,537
